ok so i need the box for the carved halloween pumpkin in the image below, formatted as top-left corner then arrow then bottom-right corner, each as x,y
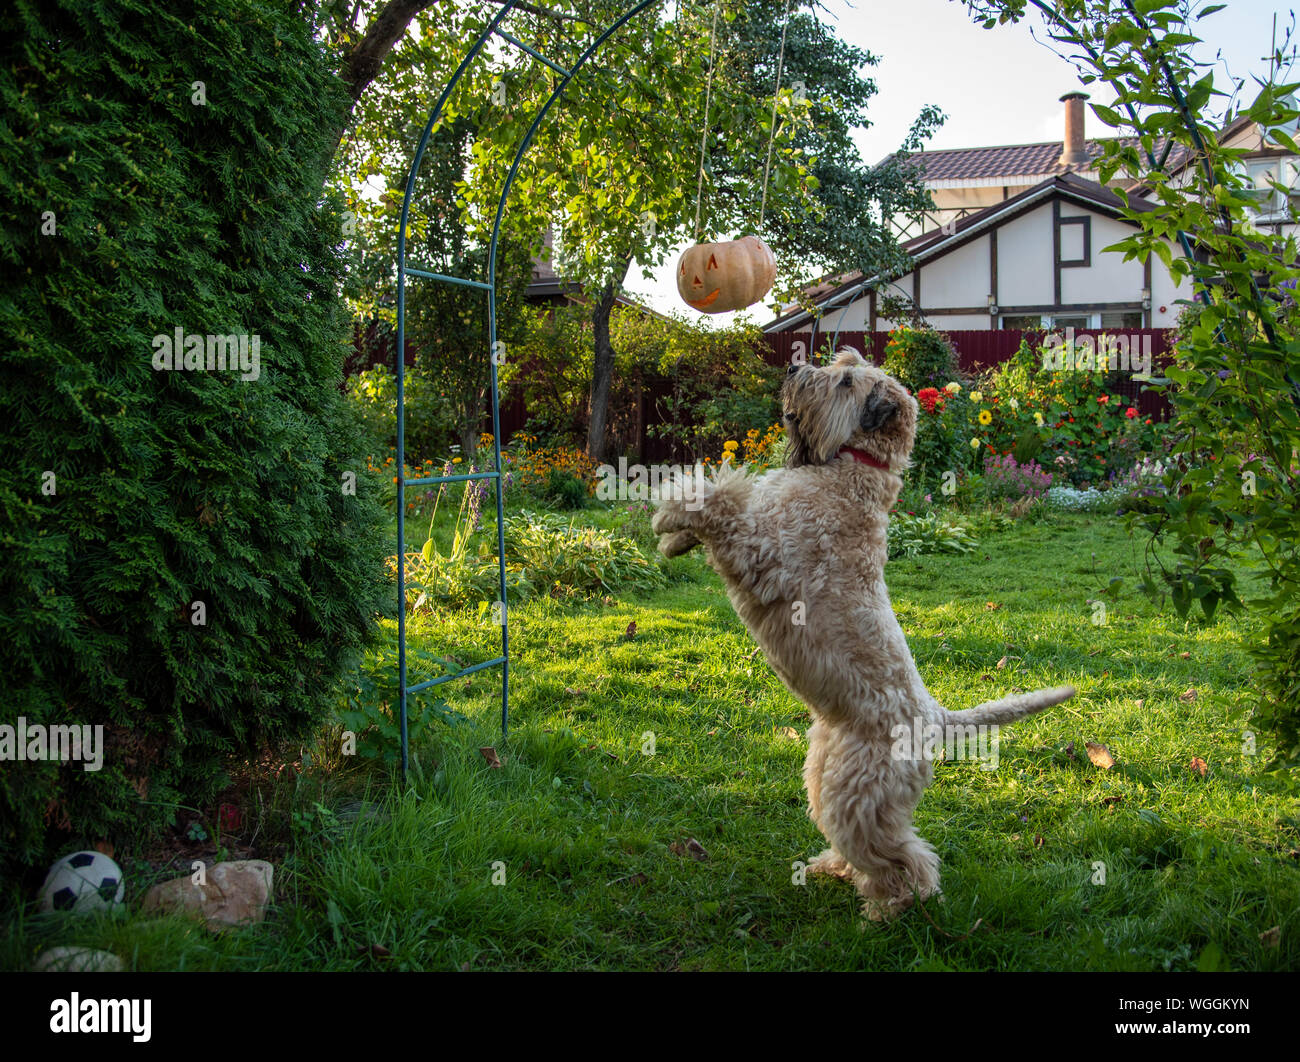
676,235 -> 776,314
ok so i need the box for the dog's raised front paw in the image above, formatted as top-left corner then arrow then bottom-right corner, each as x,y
657,529 -> 700,558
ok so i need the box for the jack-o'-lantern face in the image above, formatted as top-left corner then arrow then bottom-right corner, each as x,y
675,236 -> 776,315
680,252 -> 722,309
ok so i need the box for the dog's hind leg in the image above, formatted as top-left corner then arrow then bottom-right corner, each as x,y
818,740 -> 941,919
803,721 -> 853,879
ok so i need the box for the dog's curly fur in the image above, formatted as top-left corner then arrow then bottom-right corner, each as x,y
652,350 -> 1075,919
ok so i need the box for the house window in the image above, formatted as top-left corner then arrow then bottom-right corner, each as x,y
1049,315 -> 1091,330
1057,216 -> 1091,268
1099,311 -> 1144,329
1001,314 -> 1045,330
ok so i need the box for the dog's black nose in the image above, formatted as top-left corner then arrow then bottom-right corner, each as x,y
786,363 -> 800,376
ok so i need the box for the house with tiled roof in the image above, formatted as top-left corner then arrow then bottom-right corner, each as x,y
766,94 -> 1297,336
766,171 -> 1186,335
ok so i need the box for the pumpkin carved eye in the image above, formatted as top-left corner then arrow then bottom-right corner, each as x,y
706,253 -> 718,270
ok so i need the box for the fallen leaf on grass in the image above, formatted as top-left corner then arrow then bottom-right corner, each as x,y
1189,756 -> 1208,777
1259,926 -> 1281,948
93,839 -> 114,859
479,746 -> 502,769
357,944 -> 392,960
1034,835 -> 1045,848
980,673 -> 994,682
1179,688 -> 1198,703
1134,699 -> 1145,709
996,655 -> 1008,669
1179,652 -> 1190,660
624,621 -> 637,640
1085,742 -> 1115,769
670,838 -> 709,861
1102,795 -> 1123,807
984,601 -> 1002,611
1064,741 -> 1076,760
776,726 -> 800,741
564,687 -> 586,697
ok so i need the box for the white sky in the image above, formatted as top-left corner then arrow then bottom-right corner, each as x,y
623,0 -> 1292,324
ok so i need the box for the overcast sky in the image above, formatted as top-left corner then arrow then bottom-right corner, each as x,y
624,0 -> 1293,323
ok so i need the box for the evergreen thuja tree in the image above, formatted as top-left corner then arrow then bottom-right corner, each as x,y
0,0 -> 390,875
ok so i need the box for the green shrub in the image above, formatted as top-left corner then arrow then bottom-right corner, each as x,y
345,364 -> 457,462
887,513 -> 978,557
881,326 -> 961,393
540,468 -> 589,510
506,512 -> 667,598
405,509 -> 666,610
0,0 -> 388,875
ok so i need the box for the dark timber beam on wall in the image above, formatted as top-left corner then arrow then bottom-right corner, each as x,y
990,228 -> 998,317
1052,198 -> 1062,306
1143,255 -> 1153,328
920,301 -> 1148,317
912,267 -> 920,315
868,289 -> 877,332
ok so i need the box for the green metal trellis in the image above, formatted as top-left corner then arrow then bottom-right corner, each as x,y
394,0 -> 660,778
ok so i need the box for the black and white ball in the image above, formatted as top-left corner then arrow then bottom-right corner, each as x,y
38,851 -> 125,914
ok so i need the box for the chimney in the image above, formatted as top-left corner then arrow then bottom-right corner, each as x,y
1059,91 -> 1090,167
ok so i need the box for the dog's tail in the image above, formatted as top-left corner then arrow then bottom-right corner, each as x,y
942,685 -> 1075,726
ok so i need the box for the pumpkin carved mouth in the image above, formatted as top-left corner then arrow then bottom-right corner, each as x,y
687,288 -> 722,309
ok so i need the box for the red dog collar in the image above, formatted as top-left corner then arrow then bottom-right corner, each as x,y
838,446 -> 890,470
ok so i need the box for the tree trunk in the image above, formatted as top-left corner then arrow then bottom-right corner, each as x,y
586,257 -> 631,461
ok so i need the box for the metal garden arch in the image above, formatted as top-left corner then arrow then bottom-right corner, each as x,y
394,0 -> 660,777
391,0 -> 1228,777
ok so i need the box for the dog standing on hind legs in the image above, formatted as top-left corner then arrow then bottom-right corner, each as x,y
652,350 -> 1075,919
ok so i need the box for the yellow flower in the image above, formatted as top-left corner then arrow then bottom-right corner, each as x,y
970,438 -> 980,450
452,456 -> 463,463
723,440 -> 739,451
945,382 -> 960,394
1034,412 -> 1044,426
978,409 -> 992,425
970,390 -> 983,403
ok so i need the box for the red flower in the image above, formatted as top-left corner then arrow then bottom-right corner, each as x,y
1068,417 -> 1075,423
1125,407 -> 1138,419
916,387 -> 944,414
1144,418 -> 1152,425
1097,395 -> 1109,404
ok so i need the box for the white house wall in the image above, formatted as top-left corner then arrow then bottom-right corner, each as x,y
996,208 -> 1055,306
920,234 -> 990,308
1059,209 -> 1144,305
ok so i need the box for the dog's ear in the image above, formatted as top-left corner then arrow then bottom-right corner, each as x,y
859,382 -> 899,434
783,410 -> 810,467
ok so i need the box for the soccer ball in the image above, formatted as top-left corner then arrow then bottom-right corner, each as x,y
38,851 -> 125,914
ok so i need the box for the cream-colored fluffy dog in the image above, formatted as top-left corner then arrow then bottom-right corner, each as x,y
652,350 -> 1075,918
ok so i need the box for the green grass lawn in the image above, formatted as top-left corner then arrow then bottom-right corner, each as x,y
6,510 -> 1298,971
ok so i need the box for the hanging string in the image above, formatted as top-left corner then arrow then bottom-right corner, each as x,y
758,0 -> 793,231
693,0 -> 722,243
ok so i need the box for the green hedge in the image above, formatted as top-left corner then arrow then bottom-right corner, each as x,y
0,0 -> 389,875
